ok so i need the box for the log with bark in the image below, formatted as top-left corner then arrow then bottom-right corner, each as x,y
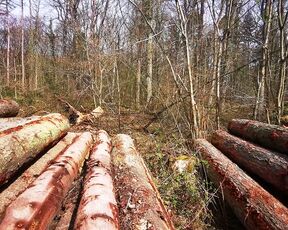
194,139 -> 288,230
211,130 -> 288,194
75,130 -> 119,230
0,99 -> 19,118
112,134 -> 175,230
0,132 -> 93,230
228,119 -> 288,154
0,132 -> 78,221
0,113 -> 70,185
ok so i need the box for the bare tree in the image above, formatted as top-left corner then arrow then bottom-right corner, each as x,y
276,0 -> 288,124
254,0 -> 273,121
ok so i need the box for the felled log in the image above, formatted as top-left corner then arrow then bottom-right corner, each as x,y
0,99 -> 19,118
53,175 -> 83,230
195,139 -> 288,230
228,119 -> 288,154
0,132 -> 78,221
0,132 -> 93,230
112,134 -> 175,230
0,113 -> 70,185
58,98 -> 104,124
211,130 -> 288,194
75,130 -> 119,230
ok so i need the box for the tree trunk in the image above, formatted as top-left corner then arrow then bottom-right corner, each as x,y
276,0 -> 288,124
0,113 -> 70,185
136,58 -> 141,110
6,0 -> 10,86
75,130 -> 119,230
0,99 -> 19,118
228,119 -> 288,154
254,0 -> 273,121
146,0 -> 153,105
194,139 -> 288,230
112,134 -> 175,230
0,132 -> 93,229
21,0 -> 25,89
0,132 -> 79,221
211,130 -> 288,193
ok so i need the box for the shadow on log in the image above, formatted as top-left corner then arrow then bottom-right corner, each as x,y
75,130 -> 119,230
211,130 -> 288,194
0,99 -> 19,118
0,132 -> 79,221
112,134 -> 175,230
0,132 -> 93,229
0,113 -> 70,186
194,139 -> 288,230
228,119 -> 288,154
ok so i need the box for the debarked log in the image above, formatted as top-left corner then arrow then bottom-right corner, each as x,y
0,99 -> 19,118
112,134 -> 175,230
0,132 -> 79,221
228,119 -> 288,154
75,130 -> 119,230
0,113 -> 70,185
211,130 -> 288,194
0,132 -> 93,230
194,139 -> 288,230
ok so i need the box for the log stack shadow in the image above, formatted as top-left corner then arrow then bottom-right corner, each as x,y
195,119 -> 288,230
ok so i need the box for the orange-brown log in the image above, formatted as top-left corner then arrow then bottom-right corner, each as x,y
75,130 -> 119,230
112,134 -> 175,230
0,99 -> 19,118
228,119 -> 288,154
0,132 -> 93,230
195,139 -> 288,230
0,113 -> 70,185
211,130 -> 288,193
0,132 -> 79,221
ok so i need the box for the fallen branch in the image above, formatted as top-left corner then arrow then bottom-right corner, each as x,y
58,98 -> 104,125
195,139 -> 288,230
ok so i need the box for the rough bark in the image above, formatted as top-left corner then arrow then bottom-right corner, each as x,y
0,132 -> 93,230
194,139 -> 288,230
0,113 -> 70,185
0,132 -> 78,221
0,99 -> 19,118
212,130 -> 288,193
112,134 -> 175,230
75,130 -> 119,230
228,119 -> 288,154
53,175 -> 83,230
0,116 -> 38,131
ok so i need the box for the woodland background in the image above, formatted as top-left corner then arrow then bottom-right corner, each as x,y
0,0 -> 287,138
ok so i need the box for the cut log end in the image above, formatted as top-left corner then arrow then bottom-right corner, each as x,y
0,99 -> 19,118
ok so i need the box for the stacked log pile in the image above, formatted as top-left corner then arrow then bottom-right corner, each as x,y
0,101 -> 173,229
195,120 -> 288,230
